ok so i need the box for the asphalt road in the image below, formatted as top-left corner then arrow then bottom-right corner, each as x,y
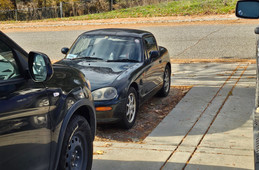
6,23 -> 258,60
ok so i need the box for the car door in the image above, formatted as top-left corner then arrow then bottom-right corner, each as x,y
141,35 -> 163,97
0,38 -> 51,170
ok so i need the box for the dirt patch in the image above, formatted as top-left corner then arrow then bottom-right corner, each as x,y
95,86 -> 191,143
1,14 -> 258,33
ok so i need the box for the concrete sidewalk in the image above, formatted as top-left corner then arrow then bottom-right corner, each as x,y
92,62 -> 255,170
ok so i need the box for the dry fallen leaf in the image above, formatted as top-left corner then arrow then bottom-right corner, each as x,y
104,143 -> 112,147
94,150 -> 105,155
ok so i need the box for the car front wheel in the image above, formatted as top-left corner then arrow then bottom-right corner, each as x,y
120,87 -> 138,129
58,115 -> 93,170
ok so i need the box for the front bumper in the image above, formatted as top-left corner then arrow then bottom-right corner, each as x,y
95,98 -> 127,124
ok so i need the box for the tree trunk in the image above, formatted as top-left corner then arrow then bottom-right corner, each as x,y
38,0 -> 43,8
10,0 -> 17,10
125,0 -> 129,7
72,2 -> 76,16
109,0 -> 113,11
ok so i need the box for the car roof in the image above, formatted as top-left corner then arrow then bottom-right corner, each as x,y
82,28 -> 152,38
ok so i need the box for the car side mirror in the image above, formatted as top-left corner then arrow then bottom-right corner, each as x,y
236,0 -> 259,19
150,51 -> 159,61
28,51 -> 54,82
61,47 -> 69,54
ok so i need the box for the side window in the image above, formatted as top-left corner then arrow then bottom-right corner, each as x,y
143,36 -> 157,61
0,40 -> 21,80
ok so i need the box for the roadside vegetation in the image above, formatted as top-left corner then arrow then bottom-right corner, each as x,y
73,0 -> 237,20
0,0 -> 237,22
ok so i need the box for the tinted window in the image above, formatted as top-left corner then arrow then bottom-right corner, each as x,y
143,36 -> 157,60
0,41 -> 21,80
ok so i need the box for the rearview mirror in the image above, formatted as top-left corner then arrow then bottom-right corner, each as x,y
150,51 -> 159,60
61,47 -> 69,54
236,0 -> 259,19
28,51 -> 53,82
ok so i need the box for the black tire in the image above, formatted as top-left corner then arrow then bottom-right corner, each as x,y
58,115 -> 93,170
120,87 -> 138,129
157,66 -> 171,97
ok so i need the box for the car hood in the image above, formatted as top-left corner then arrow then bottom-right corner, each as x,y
58,59 -> 139,91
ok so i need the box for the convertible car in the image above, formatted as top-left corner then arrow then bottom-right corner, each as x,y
58,28 -> 171,129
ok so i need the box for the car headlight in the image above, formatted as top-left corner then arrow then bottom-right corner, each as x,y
92,87 -> 117,101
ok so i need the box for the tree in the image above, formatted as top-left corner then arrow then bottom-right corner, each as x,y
0,0 -> 14,10
7,0 -> 16,10
108,0 -> 116,10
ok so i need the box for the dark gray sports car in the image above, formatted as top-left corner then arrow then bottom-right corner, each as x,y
58,28 -> 171,129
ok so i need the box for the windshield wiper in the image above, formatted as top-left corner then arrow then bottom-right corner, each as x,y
0,59 -> 8,63
71,56 -> 104,61
107,59 -> 139,62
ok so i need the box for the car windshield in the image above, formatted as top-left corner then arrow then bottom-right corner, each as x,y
66,35 -> 142,62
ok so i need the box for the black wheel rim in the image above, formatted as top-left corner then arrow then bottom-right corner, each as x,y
65,132 -> 87,170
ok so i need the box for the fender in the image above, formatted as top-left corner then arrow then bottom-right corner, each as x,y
50,98 -> 96,170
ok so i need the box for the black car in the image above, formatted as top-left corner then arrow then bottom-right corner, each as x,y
58,28 -> 171,129
0,32 -> 96,170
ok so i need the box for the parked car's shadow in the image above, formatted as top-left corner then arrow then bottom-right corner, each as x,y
93,159 -> 250,170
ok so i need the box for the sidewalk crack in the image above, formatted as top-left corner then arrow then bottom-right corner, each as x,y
160,64 -> 241,170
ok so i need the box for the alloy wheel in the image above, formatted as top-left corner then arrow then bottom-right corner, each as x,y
126,93 -> 136,123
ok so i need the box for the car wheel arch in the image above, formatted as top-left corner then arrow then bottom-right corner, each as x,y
129,82 -> 140,104
166,63 -> 172,84
166,63 -> 171,73
51,98 -> 96,170
164,62 -> 172,82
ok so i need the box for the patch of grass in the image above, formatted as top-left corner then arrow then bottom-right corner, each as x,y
69,0 -> 237,20
0,0 -> 237,23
